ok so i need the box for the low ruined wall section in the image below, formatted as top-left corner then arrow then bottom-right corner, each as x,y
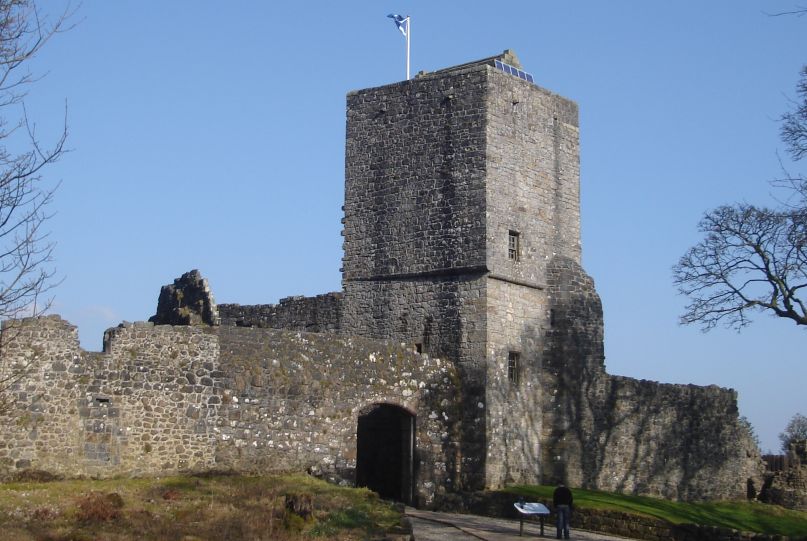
595,376 -> 761,501
0,316 -> 84,476
98,322 -> 222,475
543,257 -> 762,501
0,317 -> 221,478
218,292 -> 343,333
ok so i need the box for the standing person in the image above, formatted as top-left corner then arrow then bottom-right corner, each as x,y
553,482 -> 573,539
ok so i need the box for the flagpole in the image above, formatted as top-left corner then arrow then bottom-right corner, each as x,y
406,16 -> 410,80
387,14 -> 411,81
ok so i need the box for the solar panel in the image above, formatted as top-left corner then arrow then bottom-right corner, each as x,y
493,60 -> 536,86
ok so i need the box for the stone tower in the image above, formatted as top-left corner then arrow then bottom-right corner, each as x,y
341,50 -> 581,489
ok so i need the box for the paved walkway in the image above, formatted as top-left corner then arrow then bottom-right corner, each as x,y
405,508 -> 644,541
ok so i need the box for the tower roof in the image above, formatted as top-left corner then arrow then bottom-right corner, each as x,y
415,49 -> 522,78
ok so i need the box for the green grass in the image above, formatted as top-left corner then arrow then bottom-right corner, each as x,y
0,473 -> 404,541
506,485 -> 807,537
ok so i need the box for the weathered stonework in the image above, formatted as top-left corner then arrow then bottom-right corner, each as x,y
149,269 -> 220,326
0,316 -> 219,478
541,256 -> 762,500
760,441 -> 807,511
218,292 -> 342,332
0,51 -> 764,505
0,315 -> 459,506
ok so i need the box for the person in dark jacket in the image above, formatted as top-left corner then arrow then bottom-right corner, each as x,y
552,482 -> 573,539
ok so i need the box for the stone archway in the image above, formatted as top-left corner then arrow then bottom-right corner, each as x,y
355,403 -> 415,503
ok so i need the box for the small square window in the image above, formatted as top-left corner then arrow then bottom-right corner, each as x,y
508,351 -> 520,386
415,343 -> 423,354
508,230 -> 520,261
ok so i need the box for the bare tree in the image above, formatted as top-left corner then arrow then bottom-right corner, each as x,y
674,67 -> 807,331
781,66 -> 807,161
0,0 -> 71,413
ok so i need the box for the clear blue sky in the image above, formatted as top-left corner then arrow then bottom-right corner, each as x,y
20,1 -> 804,453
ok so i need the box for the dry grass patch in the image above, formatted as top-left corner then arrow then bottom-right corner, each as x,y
0,473 -> 405,541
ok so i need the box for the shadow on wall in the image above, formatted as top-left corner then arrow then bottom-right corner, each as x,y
539,256 -> 757,501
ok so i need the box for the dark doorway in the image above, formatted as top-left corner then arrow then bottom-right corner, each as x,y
356,404 -> 415,503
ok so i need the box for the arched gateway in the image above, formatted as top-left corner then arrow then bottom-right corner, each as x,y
355,404 -> 415,503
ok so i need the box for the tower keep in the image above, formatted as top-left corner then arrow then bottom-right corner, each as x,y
341,50 -> 581,488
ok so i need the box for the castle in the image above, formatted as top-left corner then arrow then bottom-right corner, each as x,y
0,51 -> 761,506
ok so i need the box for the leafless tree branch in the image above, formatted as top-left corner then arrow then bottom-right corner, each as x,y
675,62 -> 807,332
0,0 -> 72,416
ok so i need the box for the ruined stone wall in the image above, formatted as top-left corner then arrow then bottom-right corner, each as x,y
760,441 -> 807,510
218,292 -> 342,332
541,256 -> 607,487
0,316 -> 220,478
0,316 -> 459,506
542,257 -> 762,500
595,377 -> 761,500
0,316 -> 85,475
211,326 -> 460,506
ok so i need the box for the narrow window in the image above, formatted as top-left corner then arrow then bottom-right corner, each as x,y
508,230 -> 520,261
508,352 -> 520,386
415,343 -> 423,354
550,309 -> 556,327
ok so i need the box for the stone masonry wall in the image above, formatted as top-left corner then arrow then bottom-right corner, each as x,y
0,316 -> 459,507
595,376 -> 762,500
341,66 -> 488,282
341,276 -> 488,491
482,62 -> 580,489
541,256 -> 607,487
484,278 -> 546,488
485,65 -> 581,279
541,256 -> 763,500
0,316 -> 85,475
0,316 -> 220,478
211,326 -> 460,507
341,64 -> 495,491
218,292 -> 342,332
760,441 -> 807,511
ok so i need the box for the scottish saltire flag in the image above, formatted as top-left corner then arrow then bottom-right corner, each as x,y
387,14 -> 408,37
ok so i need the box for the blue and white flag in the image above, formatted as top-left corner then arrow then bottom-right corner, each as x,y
387,14 -> 408,37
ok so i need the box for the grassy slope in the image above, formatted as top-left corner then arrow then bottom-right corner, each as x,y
507,485 -> 807,537
0,474 -> 404,541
